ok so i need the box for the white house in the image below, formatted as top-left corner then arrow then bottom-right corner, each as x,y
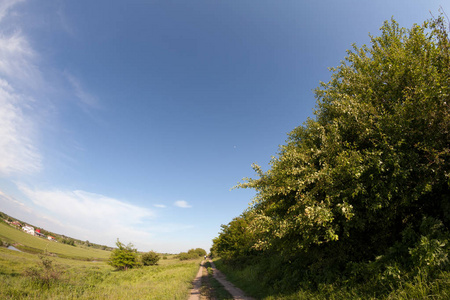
22,225 -> 35,236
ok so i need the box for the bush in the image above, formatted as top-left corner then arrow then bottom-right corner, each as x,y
108,239 -> 139,270
24,256 -> 62,288
177,252 -> 196,260
141,251 -> 160,266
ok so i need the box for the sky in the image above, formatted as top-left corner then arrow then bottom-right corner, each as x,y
0,0 -> 448,253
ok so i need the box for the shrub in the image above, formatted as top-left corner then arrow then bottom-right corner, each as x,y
177,252 -> 195,260
108,239 -> 139,270
24,256 -> 62,288
141,251 -> 160,266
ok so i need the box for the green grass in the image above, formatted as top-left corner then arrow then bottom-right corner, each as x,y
0,247 -> 202,299
0,222 -> 110,260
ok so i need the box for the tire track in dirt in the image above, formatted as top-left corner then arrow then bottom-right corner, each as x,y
188,259 -> 254,300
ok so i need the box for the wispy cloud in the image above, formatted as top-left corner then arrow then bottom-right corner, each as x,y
174,200 -> 192,208
64,71 -> 100,111
0,83 -> 41,175
154,204 -> 166,208
0,31 -> 41,88
56,6 -> 76,37
0,189 -> 29,211
16,184 -> 156,244
0,0 -> 24,23
18,184 -> 154,226
0,0 -> 43,176
1,186 -> 197,252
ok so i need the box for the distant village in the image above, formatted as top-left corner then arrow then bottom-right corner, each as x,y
3,219 -> 57,242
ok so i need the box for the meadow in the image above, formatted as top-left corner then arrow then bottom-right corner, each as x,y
0,222 -> 110,261
0,223 -> 201,299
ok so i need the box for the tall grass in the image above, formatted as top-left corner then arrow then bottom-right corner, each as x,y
0,247 -> 202,299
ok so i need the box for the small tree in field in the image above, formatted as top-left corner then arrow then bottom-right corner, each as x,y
141,251 -> 160,266
108,239 -> 139,270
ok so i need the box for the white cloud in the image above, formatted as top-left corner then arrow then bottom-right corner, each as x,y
174,200 -> 192,208
0,79 -> 42,175
16,184 -> 157,245
153,204 -> 166,208
18,184 -> 154,227
1,186 -> 203,252
0,1 -> 43,176
0,31 -> 41,89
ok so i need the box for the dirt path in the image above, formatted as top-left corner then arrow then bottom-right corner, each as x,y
188,260 -> 205,300
188,259 -> 254,300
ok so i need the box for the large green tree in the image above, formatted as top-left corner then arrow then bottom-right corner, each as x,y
235,17 -> 449,269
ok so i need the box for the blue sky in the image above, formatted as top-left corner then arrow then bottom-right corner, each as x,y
0,0 -> 448,253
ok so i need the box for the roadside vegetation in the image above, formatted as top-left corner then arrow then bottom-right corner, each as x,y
212,15 -> 450,299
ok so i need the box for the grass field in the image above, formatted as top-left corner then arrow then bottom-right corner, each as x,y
0,222 -> 110,260
0,248 -> 201,299
0,222 -> 202,299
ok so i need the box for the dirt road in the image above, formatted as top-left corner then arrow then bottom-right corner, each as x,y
188,259 -> 254,300
188,260 -> 204,300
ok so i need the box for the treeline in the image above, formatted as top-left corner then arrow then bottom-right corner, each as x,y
107,239 -> 207,271
177,248 -> 207,260
212,17 -> 449,298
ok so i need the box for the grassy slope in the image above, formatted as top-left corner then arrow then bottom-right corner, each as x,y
0,247 -> 202,299
0,222 -> 110,260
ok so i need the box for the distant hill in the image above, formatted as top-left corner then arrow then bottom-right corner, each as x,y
0,211 -> 113,251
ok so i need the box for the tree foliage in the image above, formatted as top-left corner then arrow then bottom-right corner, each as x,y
213,16 -> 450,294
211,212 -> 256,262
108,239 -> 139,270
